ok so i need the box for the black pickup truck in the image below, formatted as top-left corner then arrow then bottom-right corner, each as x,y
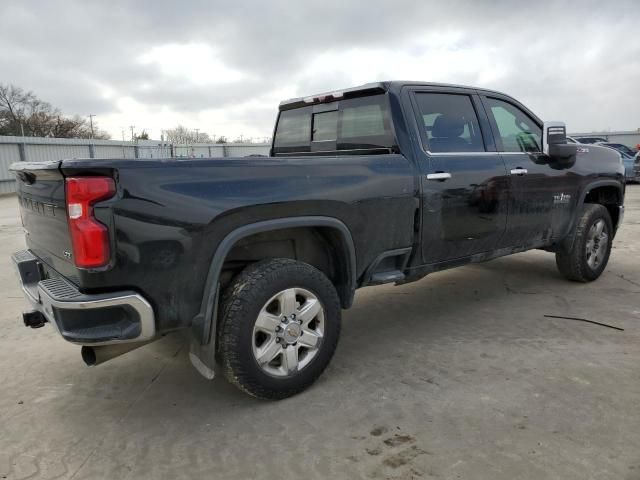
11,81 -> 625,399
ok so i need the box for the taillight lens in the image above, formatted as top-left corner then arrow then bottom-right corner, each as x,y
65,177 -> 115,268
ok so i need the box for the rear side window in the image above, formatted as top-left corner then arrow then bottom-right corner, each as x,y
273,94 -> 395,154
414,93 -> 485,153
484,97 -> 542,153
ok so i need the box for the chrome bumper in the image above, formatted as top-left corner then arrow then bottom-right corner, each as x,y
12,250 -> 156,346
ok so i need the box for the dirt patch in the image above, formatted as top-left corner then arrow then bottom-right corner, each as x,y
383,434 -> 415,447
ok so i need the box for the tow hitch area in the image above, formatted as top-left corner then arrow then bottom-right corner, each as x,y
23,310 -> 47,328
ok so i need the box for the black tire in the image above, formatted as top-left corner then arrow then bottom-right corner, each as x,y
556,204 -> 613,282
218,258 -> 341,399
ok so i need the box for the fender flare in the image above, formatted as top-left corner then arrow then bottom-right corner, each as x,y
560,179 -> 624,251
577,179 -> 624,223
579,179 -> 624,204
191,216 -> 357,346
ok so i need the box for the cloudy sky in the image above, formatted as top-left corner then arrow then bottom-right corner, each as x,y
2,0 -> 638,141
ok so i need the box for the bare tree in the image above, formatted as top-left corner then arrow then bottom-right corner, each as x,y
197,132 -> 211,143
164,125 -> 211,144
135,130 -> 149,140
0,83 -> 110,139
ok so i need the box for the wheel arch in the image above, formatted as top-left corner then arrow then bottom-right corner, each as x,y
559,179 -> 624,252
580,181 -> 624,230
192,216 -> 357,347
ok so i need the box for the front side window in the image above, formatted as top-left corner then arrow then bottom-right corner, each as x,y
484,98 -> 542,153
414,93 -> 485,153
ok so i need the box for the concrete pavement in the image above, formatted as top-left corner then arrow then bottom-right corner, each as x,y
0,189 -> 639,479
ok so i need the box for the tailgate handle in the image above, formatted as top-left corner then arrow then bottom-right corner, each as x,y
17,172 -> 36,185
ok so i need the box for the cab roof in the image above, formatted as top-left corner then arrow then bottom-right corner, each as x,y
278,81 -> 512,110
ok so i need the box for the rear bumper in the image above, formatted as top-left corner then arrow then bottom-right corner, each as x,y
12,250 -> 156,345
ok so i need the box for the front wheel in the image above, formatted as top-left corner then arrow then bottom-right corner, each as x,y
218,258 -> 341,399
556,204 -> 613,282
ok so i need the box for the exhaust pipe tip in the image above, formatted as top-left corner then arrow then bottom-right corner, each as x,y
81,346 -> 97,366
23,310 -> 47,329
80,341 -> 150,367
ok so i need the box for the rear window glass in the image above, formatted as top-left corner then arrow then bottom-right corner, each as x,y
273,107 -> 312,153
341,104 -> 386,138
312,111 -> 338,142
273,94 -> 395,154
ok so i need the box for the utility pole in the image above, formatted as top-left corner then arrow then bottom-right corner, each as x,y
195,128 -> 199,143
129,125 -> 135,142
88,114 -> 96,138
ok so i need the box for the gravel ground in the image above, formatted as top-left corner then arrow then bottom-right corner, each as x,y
0,188 -> 639,480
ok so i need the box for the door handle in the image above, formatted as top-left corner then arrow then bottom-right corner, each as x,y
510,168 -> 528,176
426,172 -> 452,181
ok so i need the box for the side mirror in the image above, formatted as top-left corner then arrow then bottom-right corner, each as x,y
543,121 -> 577,166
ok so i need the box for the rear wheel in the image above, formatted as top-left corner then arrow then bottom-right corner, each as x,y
218,258 -> 341,399
556,204 -> 613,282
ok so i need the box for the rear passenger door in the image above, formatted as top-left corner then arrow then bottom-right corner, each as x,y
480,95 -> 579,248
408,88 -> 509,264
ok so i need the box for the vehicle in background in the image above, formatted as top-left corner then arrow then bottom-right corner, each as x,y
622,153 -> 637,183
566,136 -> 580,144
574,136 -> 608,144
597,142 -> 638,183
598,142 -> 637,158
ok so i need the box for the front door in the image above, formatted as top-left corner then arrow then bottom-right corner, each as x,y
409,89 -> 509,264
480,95 -> 579,248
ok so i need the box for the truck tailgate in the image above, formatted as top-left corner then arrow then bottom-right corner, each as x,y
11,161 -> 75,275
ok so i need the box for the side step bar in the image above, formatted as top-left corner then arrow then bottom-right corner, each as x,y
362,247 -> 412,286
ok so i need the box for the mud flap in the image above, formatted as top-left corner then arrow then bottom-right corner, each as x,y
189,338 -> 216,380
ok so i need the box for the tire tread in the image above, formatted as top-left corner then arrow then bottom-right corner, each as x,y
218,258 -> 341,400
556,204 -> 612,282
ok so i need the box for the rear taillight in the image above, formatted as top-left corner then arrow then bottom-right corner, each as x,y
65,177 -> 115,268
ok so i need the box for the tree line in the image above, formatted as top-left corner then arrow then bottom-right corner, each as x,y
0,83 -> 110,139
0,83 -> 271,144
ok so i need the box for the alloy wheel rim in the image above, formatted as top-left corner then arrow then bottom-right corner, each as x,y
251,288 -> 324,377
585,219 -> 608,270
